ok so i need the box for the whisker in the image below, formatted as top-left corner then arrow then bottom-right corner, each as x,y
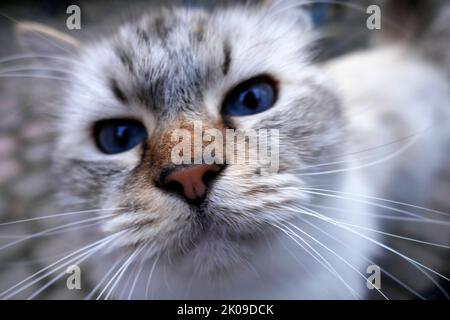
298,189 -> 438,221
0,232 -> 123,299
283,221 -> 389,299
0,207 -> 125,227
0,11 -> 76,56
145,252 -> 160,299
268,0 -> 411,40
300,130 -> 424,172
0,66 -> 76,77
291,205 -> 450,285
85,254 -> 128,300
26,237 -> 113,300
270,221 -> 360,299
0,214 -> 117,252
0,220 -> 103,242
0,73 -> 71,82
0,53 -> 82,66
283,204 -> 449,297
301,187 -> 450,218
306,202 -> 450,226
117,250 -> 149,300
301,217 -> 425,299
108,246 -> 145,300
330,219 -> 450,249
298,134 -> 420,176
276,192 -> 449,247
99,245 -> 145,300
128,245 -> 153,300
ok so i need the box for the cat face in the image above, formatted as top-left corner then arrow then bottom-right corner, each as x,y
28,5 -> 346,272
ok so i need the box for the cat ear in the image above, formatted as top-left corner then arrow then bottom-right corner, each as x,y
16,21 -> 81,58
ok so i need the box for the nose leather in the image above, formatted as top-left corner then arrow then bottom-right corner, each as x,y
164,164 -> 221,200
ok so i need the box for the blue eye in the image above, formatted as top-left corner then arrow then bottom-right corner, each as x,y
222,76 -> 278,116
94,119 -> 148,154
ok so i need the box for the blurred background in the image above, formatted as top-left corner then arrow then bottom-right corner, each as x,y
0,0 -> 448,299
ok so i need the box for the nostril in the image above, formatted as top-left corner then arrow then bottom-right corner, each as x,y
164,179 -> 184,196
202,167 -> 221,186
158,164 -> 224,202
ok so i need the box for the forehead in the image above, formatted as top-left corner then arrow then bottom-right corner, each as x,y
77,7 -> 311,119
109,9 -> 232,117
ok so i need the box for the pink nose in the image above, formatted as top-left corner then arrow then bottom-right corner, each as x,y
163,164 -> 222,201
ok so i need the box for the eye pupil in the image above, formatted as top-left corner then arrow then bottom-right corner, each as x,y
242,90 -> 259,109
115,126 -> 130,148
94,119 -> 147,154
222,75 -> 277,116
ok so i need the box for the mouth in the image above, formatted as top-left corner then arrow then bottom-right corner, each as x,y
190,200 -> 214,230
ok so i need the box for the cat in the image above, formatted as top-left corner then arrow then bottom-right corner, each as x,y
6,0 -> 450,299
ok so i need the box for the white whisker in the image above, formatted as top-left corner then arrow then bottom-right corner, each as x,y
284,204 -> 449,297
0,207 -> 125,227
269,0 -> 411,40
0,220 -> 103,241
0,214 -> 117,252
99,245 -> 145,300
0,66 -> 75,76
0,73 -> 71,82
270,221 -> 360,299
128,245 -> 153,300
306,202 -> 450,225
299,133 -> 420,176
0,232 -> 123,299
291,205 -> 450,284
302,187 -> 450,218
145,252 -> 160,300
0,53 -> 82,66
329,219 -> 450,249
85,254 -> 128,300
283,221 -> 389,299
299,189 -> 435,221
26,238 -> 112,300
300,217 -> 425,299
